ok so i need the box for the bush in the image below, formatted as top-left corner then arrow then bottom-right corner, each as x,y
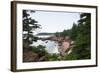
32,45 -> 47,56
63,52 -> 78,60
45,53 -> 60,61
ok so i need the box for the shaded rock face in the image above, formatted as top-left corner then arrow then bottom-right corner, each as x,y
23,51 -> 39,62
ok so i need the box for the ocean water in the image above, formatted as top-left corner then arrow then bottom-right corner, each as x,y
31,40 -> 59,54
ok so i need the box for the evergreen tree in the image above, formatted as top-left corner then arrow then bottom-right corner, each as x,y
23,10 -> 41,49
70,23 -> 78,40
66,13 -> 91,60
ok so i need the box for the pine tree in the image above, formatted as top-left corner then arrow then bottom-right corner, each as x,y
73,13 -> 91,59
66,13 -> 91,60
23,10 -> 41,49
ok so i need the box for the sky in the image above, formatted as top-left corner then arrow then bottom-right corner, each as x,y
29,10 -> 80,33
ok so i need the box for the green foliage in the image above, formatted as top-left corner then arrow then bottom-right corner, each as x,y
32,46 -> 62,61
23,12 -> 91,61
70,23 -> 78,40
61,30 -> 71,37
45,54 -> 60,61
32,45 -> 47,56
55,29 -> 71,37
55,32 -> 60,37
67,13 -> 91,60
23,10 -> 41,49
54,13 -> 91,60
63,52 -> 78,60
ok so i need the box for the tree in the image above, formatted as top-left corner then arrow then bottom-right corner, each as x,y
70,23 -> 78,40
23,10 -> 41,49
32,45 -> 47,57
65,13 -> 91,60
72,13 -> 91,59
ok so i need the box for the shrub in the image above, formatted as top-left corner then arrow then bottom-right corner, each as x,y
45,53 -> 60,61
32,45 -> 47,56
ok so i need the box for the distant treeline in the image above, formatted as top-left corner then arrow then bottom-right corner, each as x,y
37,32 -> 54,35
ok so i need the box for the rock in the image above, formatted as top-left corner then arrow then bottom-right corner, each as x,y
39,56 -> 46,61
23,51 -> 39,62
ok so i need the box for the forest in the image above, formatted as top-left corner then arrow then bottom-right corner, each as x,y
23,10 -> 91,62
